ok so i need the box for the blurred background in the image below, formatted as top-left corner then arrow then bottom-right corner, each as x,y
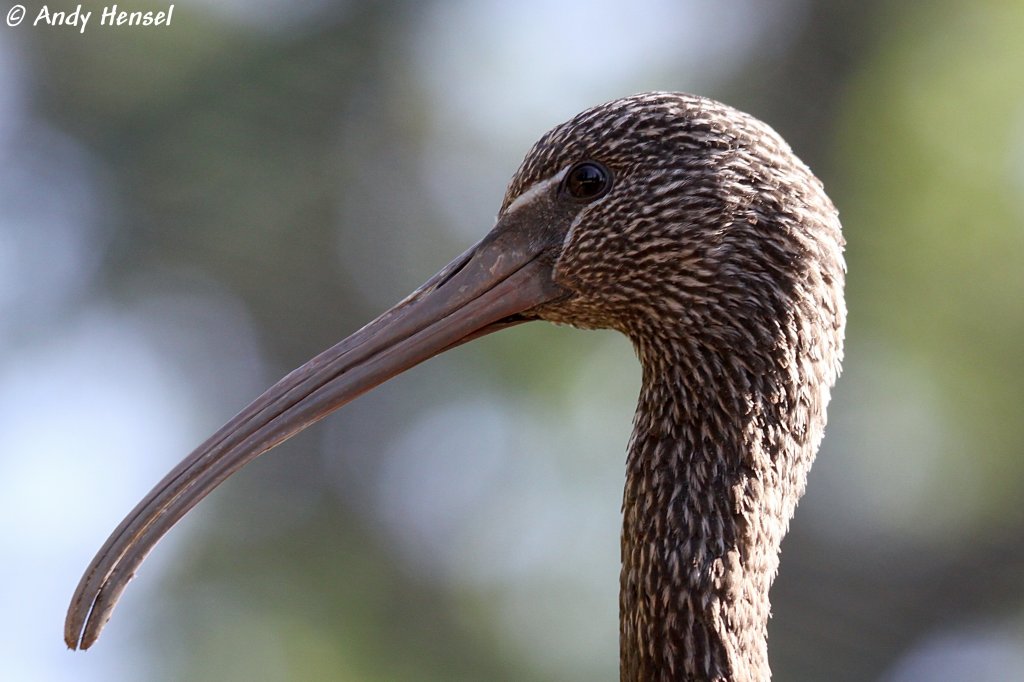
2,0 -> 1023,680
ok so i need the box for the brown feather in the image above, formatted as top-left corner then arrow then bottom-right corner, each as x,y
507,92 -> 845,681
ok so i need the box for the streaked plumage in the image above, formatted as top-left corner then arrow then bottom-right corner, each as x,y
510,93 -> 845,680
66,92 -> 844,682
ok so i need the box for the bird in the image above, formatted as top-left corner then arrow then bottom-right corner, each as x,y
65,92 -> 845,682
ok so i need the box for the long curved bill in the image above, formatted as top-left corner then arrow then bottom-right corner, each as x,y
65,218 -> 568,650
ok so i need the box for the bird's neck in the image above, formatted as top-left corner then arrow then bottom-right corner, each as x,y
619,337 -> 818,682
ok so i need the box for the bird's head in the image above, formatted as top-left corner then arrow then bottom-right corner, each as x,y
493,92 -> 844,365
66,92 -> 844,650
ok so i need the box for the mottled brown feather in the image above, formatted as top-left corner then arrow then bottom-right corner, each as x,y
505,92 -> 845,682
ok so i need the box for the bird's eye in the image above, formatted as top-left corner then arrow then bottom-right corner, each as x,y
564,161 -> 612,201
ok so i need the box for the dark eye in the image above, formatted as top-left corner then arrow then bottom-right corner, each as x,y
564,161 -> 612,201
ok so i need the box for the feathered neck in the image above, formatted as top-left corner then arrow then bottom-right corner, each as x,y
618,323 -> 832,682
